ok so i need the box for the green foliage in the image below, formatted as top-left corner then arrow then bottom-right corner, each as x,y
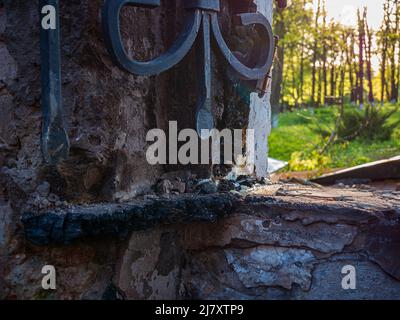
288,150 -> 331,172
338,106 -> 400,141
269,104 -> 400,172
274,1 -> 400,107
392,126 -> 400,141
274,0 -> 315,106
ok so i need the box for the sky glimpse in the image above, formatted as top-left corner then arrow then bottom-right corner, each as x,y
313,0 -> 385,30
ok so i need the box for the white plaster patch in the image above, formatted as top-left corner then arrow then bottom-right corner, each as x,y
247,0 -> 273,178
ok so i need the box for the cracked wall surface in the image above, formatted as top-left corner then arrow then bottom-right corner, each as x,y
3,184 -> 400,299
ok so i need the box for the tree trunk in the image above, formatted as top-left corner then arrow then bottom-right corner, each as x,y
358,9 -> 365,108
330,64 -> 335,97
271,8 -> 285,126
299,35 -> 305,105
311,0 -> 321,106
317,67 -> 322,106
346,31 -> 356,103
390,0 -> 399,102
381,36 -> 388,104
365,17 -> 375,104
322,2 -> 328,105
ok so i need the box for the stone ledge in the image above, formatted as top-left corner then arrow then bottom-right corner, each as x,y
22,184 -> 400,246
16,184 -> 400,299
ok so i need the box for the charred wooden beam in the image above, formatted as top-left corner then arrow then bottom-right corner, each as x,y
22,193 -> 238,246
22,183 -> 400,246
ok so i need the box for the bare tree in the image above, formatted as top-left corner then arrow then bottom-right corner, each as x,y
346,29 -> 357,103
271,8 -> 285,124
311,0 -> 321,106
322,1 -> 328,105
357,8 -> 365,109
390,0 -> 399,102
365,9 -> 375,104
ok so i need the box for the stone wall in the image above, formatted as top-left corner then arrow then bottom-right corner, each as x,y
2,1 -> 399,301
3,184 -> 400,299
1,0 -> 169,208
0,0 -> 274,300
0,0 -> 267,205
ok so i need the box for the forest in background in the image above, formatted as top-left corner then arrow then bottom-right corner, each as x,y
271,0 -> 400,111
269,0 -> 400,173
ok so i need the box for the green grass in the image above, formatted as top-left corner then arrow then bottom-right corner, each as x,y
269,104 -> 400,171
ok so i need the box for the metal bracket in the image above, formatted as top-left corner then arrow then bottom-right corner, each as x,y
37,0 -> 278,163
39,0 -> 70,165
102,0 -> 275,136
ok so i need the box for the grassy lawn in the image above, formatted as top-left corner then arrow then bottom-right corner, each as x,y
269,104 -> 400,172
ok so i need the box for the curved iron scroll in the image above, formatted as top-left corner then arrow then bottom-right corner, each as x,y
102,0 -> 275,136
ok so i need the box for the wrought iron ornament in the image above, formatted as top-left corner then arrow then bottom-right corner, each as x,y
102,0 -> 275,137
38,0 -> 280,164
39,0 -> 70,164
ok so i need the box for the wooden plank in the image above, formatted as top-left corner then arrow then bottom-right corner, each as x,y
312,156 -> 400,185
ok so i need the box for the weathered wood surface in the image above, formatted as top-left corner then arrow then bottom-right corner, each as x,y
313,156 -> 400,185
22,192 -> 237,245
